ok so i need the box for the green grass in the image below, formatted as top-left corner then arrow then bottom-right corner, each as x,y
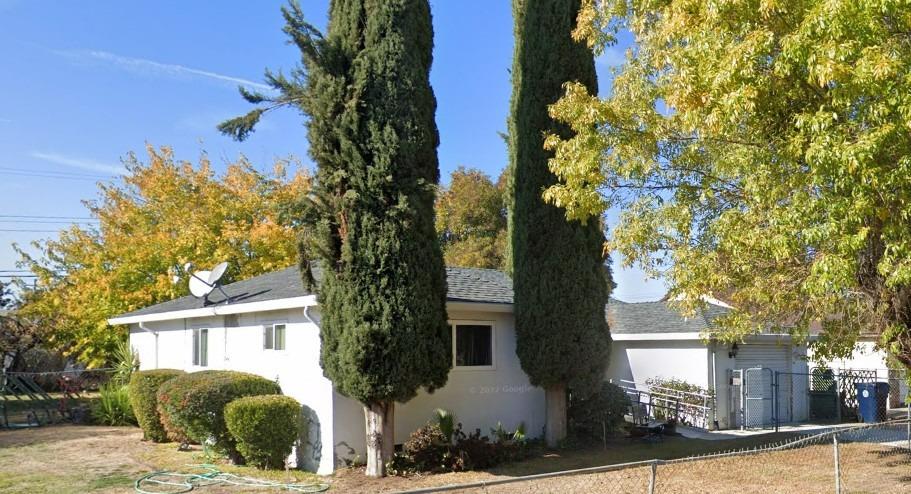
87,473 -> 134,490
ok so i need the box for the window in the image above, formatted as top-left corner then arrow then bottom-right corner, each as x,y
192,328 -> 208,366
452,323 -> 493,368
263,323 -> 286,350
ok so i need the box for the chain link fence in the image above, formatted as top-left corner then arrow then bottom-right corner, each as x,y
775,368 -> 907,429
395,420 -> 911,494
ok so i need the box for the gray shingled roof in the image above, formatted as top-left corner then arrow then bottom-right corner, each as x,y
113,264 -> 514,319
113,264 -> 723,335
607,299 -> 728,334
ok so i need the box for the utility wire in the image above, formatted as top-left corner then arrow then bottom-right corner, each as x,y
0,215 -> 97,220
0,166 -> 111,179
0,219 -> 96,224
0,171 -> 104,182
0,229 -> 61,233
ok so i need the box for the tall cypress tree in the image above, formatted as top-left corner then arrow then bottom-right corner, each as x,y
508,0 -> 612,447
220,0 -> 449,477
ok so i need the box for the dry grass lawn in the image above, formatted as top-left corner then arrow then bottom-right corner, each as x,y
444,442 -> 911,493
0,425 -> 908,493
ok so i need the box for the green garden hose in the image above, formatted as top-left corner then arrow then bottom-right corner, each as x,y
134,464 -> 330,493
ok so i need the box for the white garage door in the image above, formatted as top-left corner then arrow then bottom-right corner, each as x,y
736,344 -> 790,373
735,344 -> 804,426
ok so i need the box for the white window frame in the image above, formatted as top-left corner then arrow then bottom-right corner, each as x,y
450,320 -> 496,371
262,320 -> 288,351
191,327 -> 209,367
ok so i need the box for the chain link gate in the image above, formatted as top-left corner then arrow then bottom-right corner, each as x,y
743,367 -> 774,429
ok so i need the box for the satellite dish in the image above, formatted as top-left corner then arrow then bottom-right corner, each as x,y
208,262 -> 228,285
189,270 -> 213,298
185,261 -> 231,303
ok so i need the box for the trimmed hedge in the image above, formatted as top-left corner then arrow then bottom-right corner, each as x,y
128,369 -> 185,442
225,395 -> 302,469
156,370 -> 281,462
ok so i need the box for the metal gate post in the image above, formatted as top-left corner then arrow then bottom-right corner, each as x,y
648,460 -> 658,494
774,371 -> 779,433
835,372 -> 842,423
833,434 -> 841,494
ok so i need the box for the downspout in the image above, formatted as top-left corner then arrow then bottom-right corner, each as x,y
303,305 -> 320,329
138,322 -> 159,369
710,341 -> 718,430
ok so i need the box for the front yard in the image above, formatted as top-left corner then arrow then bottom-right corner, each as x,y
0,424 -> 811,493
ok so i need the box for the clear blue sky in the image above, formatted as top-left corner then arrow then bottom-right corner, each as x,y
0,0 -> 665,301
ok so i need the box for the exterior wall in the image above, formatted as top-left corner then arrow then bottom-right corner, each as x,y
817,341 -> 888,371
330,309 -> 546,466
809,341 -> 909,408
606,340 -> 710,389
128,309 -> 337,475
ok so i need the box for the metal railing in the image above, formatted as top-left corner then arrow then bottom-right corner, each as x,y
616,379 -> 715,429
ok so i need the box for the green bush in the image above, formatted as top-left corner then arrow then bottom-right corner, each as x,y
128,369 -> 185,442
156,370 -> 281,463
224,395 -> 301,469
92,383 -> 137,426
568,382 -> 630,441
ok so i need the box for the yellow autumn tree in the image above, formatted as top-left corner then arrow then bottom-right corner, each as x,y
15,146 -> 309,367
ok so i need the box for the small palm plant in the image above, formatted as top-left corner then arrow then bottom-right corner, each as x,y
111,338 -> 139,385
434,408 -> 456,444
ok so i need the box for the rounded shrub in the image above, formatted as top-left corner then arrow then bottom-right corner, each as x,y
225,395 -> 302,469
156,370 -> 281,462
568,382 -> 631,440
128,369 -> 185,442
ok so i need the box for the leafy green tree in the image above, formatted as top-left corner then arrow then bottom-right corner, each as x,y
546,0 -> 911,369
508,0 -> 613,447
221,1 -> 449,476
436,167 -> 507,270
16,146 -> 309,366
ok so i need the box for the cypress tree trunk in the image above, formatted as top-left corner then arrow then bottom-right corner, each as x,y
508,0 -> 613,448
544,385 -> 567,447
364,401 -> 395,477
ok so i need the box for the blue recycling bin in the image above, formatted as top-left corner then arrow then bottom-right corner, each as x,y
855,382 -> 890,423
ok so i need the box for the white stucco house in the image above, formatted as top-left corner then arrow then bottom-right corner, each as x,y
110,265 -> 829,473
110,266 -> 541,474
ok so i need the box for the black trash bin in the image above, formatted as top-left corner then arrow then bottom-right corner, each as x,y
855,382 -> 889,423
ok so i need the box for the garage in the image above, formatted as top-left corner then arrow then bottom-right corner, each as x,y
732,342 -> 808,427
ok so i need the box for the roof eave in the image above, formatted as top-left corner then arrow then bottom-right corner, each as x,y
109,296 -> 515,325
108,295 -> 319,325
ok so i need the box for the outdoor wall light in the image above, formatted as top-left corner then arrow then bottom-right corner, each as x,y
728,343 -> 739,359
